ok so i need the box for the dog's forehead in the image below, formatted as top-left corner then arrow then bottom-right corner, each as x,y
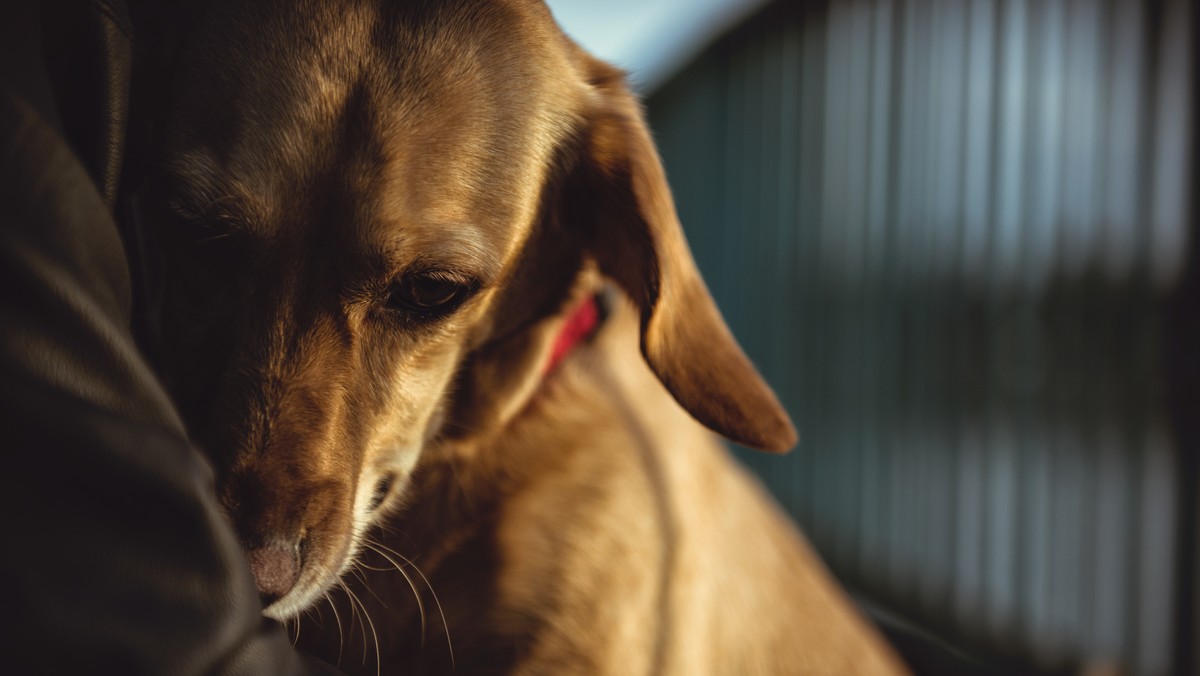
166,0 -> 584,270
369,90 -> 579,274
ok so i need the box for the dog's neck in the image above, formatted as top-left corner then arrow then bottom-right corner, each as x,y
542,294 -> 602,376
403,285 -> 623,539
296,293 -> 653,668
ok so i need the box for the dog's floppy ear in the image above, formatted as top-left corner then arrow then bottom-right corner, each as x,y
569,61 -> 797,452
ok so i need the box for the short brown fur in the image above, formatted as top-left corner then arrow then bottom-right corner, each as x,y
143,0 -> 906,673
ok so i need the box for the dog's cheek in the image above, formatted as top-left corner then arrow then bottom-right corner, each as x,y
355,329 -> 465,462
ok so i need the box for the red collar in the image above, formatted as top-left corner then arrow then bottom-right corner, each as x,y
544,295 -> 602,374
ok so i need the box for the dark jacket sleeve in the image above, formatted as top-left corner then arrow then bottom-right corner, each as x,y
0,1 -> 342,673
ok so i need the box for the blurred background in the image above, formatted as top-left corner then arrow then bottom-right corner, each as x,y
548,1 -> 1196,674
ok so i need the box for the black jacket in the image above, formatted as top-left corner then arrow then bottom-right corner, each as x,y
0,1 -> 341,673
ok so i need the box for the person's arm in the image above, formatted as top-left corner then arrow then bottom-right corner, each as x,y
0,1 -> 341,673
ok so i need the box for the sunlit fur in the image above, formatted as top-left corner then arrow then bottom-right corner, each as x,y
144,0 -> 902,674
150,0 -> 589,618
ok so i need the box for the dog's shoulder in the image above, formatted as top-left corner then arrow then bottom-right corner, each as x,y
479,299 -> 905,675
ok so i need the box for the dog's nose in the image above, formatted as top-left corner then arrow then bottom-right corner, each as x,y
245,542 -> 301,605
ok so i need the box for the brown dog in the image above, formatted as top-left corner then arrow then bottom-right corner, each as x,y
142,0 -> 906,673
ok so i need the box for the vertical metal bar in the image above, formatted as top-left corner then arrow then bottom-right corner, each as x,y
1162,1 -> 1199,672
796,1 -> 828,535
720,32 -> 746,329
859,0 -> 894,587
772,2 -> 802,520
783,1 -> 812,527
813,0 -> 845,558
880,0 -> 907,603
1038,0 -> 1086,661
1055,2 -> 1107,662
909,0 -> 936,612
1139,424 -> 1178,675
1014,0 -> 1054,661
883,0 -> 907,597
801,0 -> 831,549
954,0 -> 997,629
984,0 -> 1024,639
929,0 -> 968,615
1134,3 -> 1180,673
843,0 -> 872,572
1148,2 -> 1194,289
738,17 -> 767,484
757,10 -> 786,512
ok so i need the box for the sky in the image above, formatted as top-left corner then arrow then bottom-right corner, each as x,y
544,0 -> 770,93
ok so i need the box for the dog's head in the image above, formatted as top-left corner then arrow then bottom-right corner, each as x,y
141,0 -> 795,619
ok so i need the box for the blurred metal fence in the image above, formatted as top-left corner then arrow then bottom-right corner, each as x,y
645,0 -> 1196,673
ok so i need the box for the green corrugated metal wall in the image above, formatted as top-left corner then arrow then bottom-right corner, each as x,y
646,0 -> 1195,673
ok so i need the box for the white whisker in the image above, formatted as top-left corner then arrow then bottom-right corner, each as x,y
351,564 -> 390,611
343,581 -> 381,676
364,539 -> 455,670
337,579 -> 367,662
362,540 -> 428,645
324,591 -> 345,666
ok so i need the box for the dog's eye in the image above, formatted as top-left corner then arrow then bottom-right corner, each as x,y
386,273 -> 474,317
368,475 -> 394,512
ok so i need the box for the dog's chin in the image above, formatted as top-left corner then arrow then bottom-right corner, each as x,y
247,447 -> 424,620
260,552 -> 351,621
258,497 -> 400,620
262,588 -> 317,621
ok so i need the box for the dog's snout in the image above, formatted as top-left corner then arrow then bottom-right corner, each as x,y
246,541 -> 302,605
